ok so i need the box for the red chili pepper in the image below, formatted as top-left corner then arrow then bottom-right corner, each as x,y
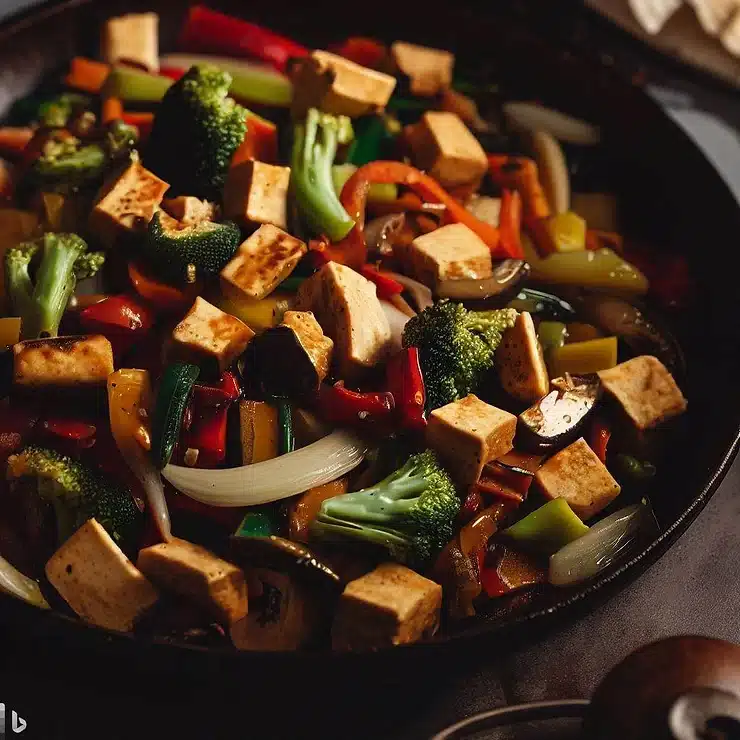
178,6 -> 309,73
38,418 -> 96,450
498,189 -> 524,259
587,416 -> 612,464
385,347 -> 426,431
360,264 -> 404,300
330,37 -> 387,68
314,383 -> 395,426
327,161 -> 503,269
78,293 -> 155,358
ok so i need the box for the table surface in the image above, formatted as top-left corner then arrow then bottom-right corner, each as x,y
1,3 -> 740,739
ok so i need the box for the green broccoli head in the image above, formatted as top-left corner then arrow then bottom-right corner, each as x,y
7,446 -> 141,546
37,92 -> 92,129
291,108 -> 355,241
144,210 -> 240,283
402,300 -> 518,412
145,65 -> 247,201
310,449 -> 460,567
5,233 -> 104,339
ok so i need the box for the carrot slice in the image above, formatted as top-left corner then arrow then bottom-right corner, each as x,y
65,57 -> 111,94
101,97 -> 123,124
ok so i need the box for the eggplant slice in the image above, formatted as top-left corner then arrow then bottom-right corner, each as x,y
436,260 -> 530,306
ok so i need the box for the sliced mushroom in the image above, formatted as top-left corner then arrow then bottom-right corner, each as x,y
516,373 -> 602,453
436,260 -> 530,305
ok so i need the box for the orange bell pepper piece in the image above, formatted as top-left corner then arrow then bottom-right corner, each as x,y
127,261 -> 201,312
65,57 -> 111,94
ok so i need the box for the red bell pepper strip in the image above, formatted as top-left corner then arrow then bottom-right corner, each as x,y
121,112 -> 154,143
231,110 -> 278,166
327,161 -> 503,269
331,37 -> 387,68
587,416 -> 612,464
38,418 -> 96,451
458,487 -> 484,525
314,383 -> 395,426
360,264 -> 404,300
127,260 -> 201,313
474,462 -> 533,503
498,189 -> 524,259
157,66 -> 186,81
78,294 -> 155,357
487,155 -> 551,222
385,347 -> 426,431
178,6 -> 309,74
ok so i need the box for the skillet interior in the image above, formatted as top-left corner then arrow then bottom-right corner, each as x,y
0,0 -> 739,696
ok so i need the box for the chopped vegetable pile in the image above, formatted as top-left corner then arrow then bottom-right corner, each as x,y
0,6 -> 689,653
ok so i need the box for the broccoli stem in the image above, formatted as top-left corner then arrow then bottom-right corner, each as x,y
291,108 -> 355,242
34,145 -> 107,182
312,514 -> 411,555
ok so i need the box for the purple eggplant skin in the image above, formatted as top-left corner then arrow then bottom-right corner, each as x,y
516,373 -> 602,453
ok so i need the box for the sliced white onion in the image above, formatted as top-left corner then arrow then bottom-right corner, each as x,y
0,555 -> 49,609
503,102 -> 601,146
381,299 -> 411,353
549,503 -> 657,586
384,272 -> 433,312
162,430 -> 368,507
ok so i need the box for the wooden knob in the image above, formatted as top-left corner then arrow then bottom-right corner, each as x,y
585,636 -> 740,739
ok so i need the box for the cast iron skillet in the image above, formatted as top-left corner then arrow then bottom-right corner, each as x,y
0,0 -> 739,735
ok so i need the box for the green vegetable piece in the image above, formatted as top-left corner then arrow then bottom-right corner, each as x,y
614,454 -> 656,481
145,211 -> 241,283
331,163 -> 398,204
6,446 -> 141,546
402,299 -> 518,412
235,505 -> 279,538
537,321 -> 567,355
346,115 -> 394,166
276,275 -> 304,293
278,400 -> 294,455
145,65 -> 247,201
103,66 -> 173,104
151,363 -> 201,470
504,498 -> 589,555
5,233 -> 104,339
37,92 -> 92,128
291,108 -> 356,242
311,449 -> 460,567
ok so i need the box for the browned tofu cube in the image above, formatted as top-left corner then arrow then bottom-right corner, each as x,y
220,224 -> 307,302
295,261 -> 392,378
291,50 -> 397,118
171,297 -> 255,374
223,160 -> 291,229
13,335 -> 114,387
45,518 -> 158,632
102,13 -> 159,72
426,394 -> 517,488
404,223 -> 493,287
535,437 -> 621,520
137,538 -> 248,625
162,196 -> 216,225
405,111 -> 488,189
390,41 -> 454,97
88,161 -> 169,248
496,312 -> 549,404
598,355 -> 687,430
281,311 -> 333,384
331,563 -> 442,650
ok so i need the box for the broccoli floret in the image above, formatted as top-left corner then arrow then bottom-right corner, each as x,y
7,446 -> 141,546
5,233 -> 105,339
102,119 -> 139,162
310,450 -> 460,567
37,92 -> 92,129
291,108 -> 355,241
144,211 -> 240,283
145,65 -> 247,201
402,300 -> 518,412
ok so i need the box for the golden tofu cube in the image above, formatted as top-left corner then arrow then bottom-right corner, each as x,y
426,394 -> 517,488
224,160 -> 291,229
291,50 -> 397,118
220,224 -> 307,302
102,13 -> 159,72
598,355 -> 687,430
89,161 -> 169,248
13,335 -> 114,387
405,111 -> 488,188
390,41 -> 454,96
295,261 -> 392,378
535,438 -> 621,520
496,312 -> 550,404
332,563 -> 442,650
137,538 -> 248,625
405,223 -> 493,286
171,297 -> 255,374
45,518 -> 159,632
162,196 -> 216,226
281,311 -> 333,384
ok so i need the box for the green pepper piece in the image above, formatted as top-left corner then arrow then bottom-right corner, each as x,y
614,454 -> 656,481
235,505 -> 279,538
277,275 -> 305,293
151,363 -> 200,470
278,399 -> 294,455
537,321 -> 567,354
346,115 -> 395,166
503,498 -> 589,555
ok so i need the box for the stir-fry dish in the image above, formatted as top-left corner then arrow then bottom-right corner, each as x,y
0,7 -> 690,651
